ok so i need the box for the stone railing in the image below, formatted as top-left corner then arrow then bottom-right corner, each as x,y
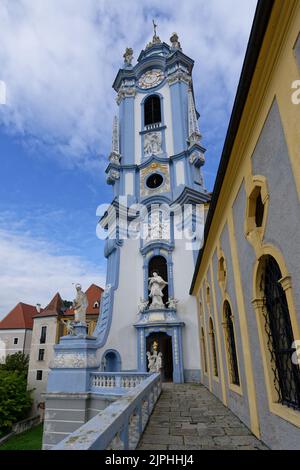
52,372 -> 161,450
90,372 -> 150,394
144,122 -> 161,131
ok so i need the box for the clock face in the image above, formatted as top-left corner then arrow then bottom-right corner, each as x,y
138,69 -> 164,89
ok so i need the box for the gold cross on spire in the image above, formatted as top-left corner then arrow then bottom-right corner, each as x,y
152,19 -> 158,37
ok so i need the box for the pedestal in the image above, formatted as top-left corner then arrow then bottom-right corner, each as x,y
47,323 -> 100,394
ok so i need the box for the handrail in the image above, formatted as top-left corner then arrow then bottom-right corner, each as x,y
53,372 -> 161,450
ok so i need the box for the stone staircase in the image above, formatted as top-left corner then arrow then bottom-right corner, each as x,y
138,383 -> 268,450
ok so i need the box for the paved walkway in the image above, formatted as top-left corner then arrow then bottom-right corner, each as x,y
138,383 -> 268,450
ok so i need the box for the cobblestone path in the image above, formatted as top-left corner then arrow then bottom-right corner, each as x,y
138,383 -> 268,450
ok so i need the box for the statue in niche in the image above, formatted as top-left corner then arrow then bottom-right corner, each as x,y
146,340 -> 163,373
72,284 -> 88,323
148,272 -> 168,309
144,132 -> 162,156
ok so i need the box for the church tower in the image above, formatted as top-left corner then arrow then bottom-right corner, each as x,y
95,27 -> 210,383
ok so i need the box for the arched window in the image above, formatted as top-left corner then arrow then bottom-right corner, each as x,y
144,95 -> 161,126
223,301 -> 240,386
218,256 -> 227,284
255,190 -> 264,228
261,255 -> 300,409
200,327 -> 208,374
148,255 -> 168,305
206,285 -> 210,305
209,318 -> 218,377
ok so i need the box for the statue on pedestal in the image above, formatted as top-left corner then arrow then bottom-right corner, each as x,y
146,340 -> 163,373
148,272 -> 168,309
73,284 -> 88,323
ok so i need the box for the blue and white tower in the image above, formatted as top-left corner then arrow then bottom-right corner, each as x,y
95,28 -> 210,383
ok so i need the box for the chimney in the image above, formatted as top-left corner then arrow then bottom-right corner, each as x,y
36,303 -> 41,314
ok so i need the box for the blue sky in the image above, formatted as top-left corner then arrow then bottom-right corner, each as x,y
0,0 -> 257,317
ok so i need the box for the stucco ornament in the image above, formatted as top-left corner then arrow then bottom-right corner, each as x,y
144,132 -> 162,156
166,297 -> 179,309
148,272 -> 168,308
52,352 -> 99,368
73,284 -> 88,323
123,47 -> 133,66
146,341 -> 163,372
138,297 -> 149,314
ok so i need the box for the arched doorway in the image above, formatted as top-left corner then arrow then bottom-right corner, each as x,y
102,350 -> 121,372
146,332 -> 173,382
148,256 -> 168,305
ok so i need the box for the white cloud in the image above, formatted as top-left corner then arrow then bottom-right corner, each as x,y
0,228 -> 106,317
0,0 -> 257,169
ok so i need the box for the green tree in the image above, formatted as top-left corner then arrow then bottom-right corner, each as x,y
0,352 -> 29,376
0,370 -> 32,436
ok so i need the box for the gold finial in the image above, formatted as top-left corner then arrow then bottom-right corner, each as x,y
152,340 -> 159,351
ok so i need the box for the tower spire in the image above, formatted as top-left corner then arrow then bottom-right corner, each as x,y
188,87 -> 201,147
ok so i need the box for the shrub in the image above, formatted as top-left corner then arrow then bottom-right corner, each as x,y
0,370 -> 32,436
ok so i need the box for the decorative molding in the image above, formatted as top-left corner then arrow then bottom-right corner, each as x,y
188,87 -> 201,147
51,352 -> 99,369
109,116 -> 121,165
116,85 -> 136,105
279,275 -> 292,292
167,69 -> 191,86
144,132 -> 163,157
107,169 -> 120,185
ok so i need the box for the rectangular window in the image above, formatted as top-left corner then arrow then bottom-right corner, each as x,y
36,370 -> 43,381
38,349 -> 45,361
40,326 -> 47,344
13,338 -> 18,345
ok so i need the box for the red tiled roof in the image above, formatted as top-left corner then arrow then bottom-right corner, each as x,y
0,302 -> 39,330
34,292 -> 64,318
64,284 -> 103,316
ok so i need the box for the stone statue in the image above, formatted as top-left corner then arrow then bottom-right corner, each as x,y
166,297 -> 179,309
138,297 -> 149,314
61,319 -> 75,336
170,32 -> 182,50
73,284 -> 88,323
148,272 -> 168,308
147,341 -> 163,373
123,47 -> 133,66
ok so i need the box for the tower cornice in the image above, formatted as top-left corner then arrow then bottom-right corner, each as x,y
113,45 -> 195,93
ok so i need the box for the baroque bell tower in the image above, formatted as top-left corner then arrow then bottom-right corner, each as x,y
95,26 -> 210,383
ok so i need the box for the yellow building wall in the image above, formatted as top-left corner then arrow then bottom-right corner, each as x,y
192,0 -> 300,441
